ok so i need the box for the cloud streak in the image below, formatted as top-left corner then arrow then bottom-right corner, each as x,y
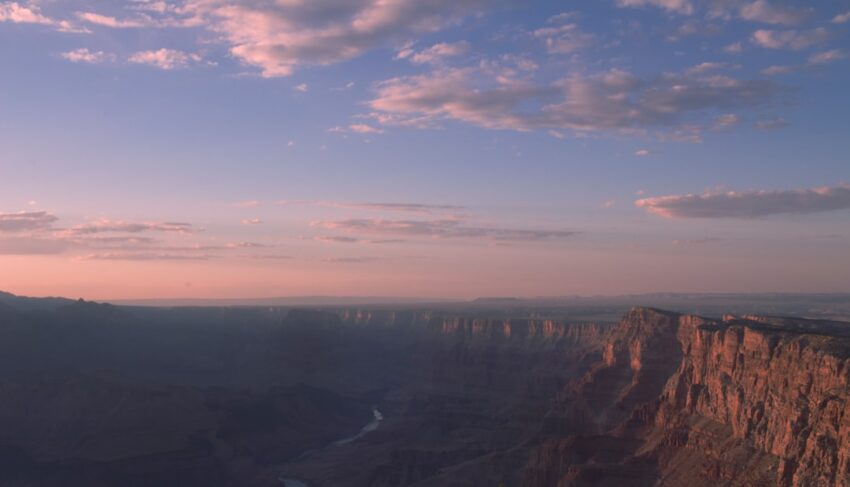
616,0 -> 694,15
636,184 -> 850,218
273,200 -> 465,215
81,252 -> 213,261
312,218 -> 578,242
0,211 -> 58,232
64,220 -> 194,235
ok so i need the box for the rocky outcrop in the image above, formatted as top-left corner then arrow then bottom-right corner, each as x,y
647,315 -> 850,486
524,308 -> 850,487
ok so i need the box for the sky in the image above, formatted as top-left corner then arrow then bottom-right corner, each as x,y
1,0 -> 849,300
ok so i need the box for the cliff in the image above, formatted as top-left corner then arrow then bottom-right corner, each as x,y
647,314 -> 850,486
429,317 -> 606,347
524,308 -> 850,487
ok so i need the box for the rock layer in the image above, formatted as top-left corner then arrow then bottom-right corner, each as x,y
525,308 -> 850,487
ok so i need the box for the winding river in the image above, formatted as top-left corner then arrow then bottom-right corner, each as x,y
279,408 -> 384,487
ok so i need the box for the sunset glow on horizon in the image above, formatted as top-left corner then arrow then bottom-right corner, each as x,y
2,0 -> 849,300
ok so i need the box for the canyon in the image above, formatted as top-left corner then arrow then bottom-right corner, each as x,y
0,292 -> 848,485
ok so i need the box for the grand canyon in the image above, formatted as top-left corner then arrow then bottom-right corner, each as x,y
1,291 -> 848,486
3,0 -> 849,485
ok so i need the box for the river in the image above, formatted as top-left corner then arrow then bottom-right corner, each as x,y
279,408 -> 384,487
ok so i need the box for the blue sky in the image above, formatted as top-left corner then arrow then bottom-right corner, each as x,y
1,0 -> 849,299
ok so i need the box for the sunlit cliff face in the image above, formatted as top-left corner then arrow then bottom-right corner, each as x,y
1,0 -> 849,299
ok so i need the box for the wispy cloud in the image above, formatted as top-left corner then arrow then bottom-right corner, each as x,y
76,11 -> 157,29
61,48 -> 115,64
273,200 -> 465,215
754,116 -> 789,130
128,48 -> 204,70
397,41 -> 470,64
64,219 -> 194,235
329,123 -> 384,134
81,252 -> 213,261
616,0 -> 694,15
0,2 -> 88,33
685,62 -> 733,75
724,42 -> 743,54
0,211 -> 58,232
809,49 -> 844,65
617,0 -> 807,25
314,235 -> 360,244
636,184 -> 850,218
349,123 -> 384,134
738,1 -> 808,26
534,14 -> 595,54
312,217 -> 578,242
322,256 -> 376,264
761,48 -> 844,76
751,28 -> 828,50
714,113 -> 740,128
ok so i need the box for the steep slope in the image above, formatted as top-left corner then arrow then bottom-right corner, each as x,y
524,308 -> 850,487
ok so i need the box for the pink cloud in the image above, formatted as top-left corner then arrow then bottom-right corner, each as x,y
178,0 -> 486,77
61,48 -> 115,64
399,41 -> 470,64
0,2 -> 88,32
751,28 -> 828,50
76,11 -> 155,28
128,48 -> 203,70
636,184 -> 850,218
348,123 -> 384,134
367,66 -> 779,136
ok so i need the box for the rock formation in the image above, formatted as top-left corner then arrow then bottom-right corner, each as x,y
524,308 -> 850,487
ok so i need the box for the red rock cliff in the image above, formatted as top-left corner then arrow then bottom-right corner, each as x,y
525,308 -> 850,487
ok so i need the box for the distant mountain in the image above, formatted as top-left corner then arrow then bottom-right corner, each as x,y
0,291 -> 75,312
106,295 -> 462,307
